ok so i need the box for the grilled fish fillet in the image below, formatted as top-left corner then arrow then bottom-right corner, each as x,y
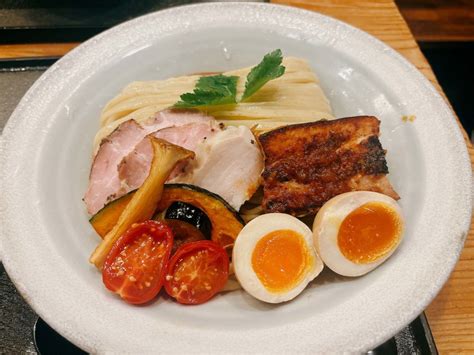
258,116 -> 399,216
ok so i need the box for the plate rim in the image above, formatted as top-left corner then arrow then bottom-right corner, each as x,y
1,2 -> 472,353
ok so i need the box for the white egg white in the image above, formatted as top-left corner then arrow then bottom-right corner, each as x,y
233,213 -> 324,304
313,191 -> 404,277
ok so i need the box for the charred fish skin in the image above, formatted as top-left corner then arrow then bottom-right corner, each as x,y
259,116 -> 399,217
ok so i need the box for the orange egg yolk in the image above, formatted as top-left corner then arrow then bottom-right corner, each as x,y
337,202 -> 402,264
251,230 -> 313,293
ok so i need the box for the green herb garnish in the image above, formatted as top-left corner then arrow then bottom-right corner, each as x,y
241,49 -> 286,101
173,49 -> 286,108
174,74 -> 239,108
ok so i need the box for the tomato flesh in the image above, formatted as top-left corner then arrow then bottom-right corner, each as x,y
165,240 -> 229,305
102,220 -> 173,304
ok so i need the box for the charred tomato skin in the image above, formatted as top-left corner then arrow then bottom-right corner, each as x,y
102,220 -> 174,305
164,240 -> 229,305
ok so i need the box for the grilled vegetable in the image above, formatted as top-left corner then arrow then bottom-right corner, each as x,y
89,138 -> 194,269
156,184 -> 244,249
164,219 -> 207,255
91,199 -> 212,243
89,183 -> 244,250
164,201 -> 211,239
90,191 -> 134,238
102,220 -> 174,304
164,240 -> 229,305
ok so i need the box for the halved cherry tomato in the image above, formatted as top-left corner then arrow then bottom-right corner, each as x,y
164,240 -> 229,305
102,220 -> 173,304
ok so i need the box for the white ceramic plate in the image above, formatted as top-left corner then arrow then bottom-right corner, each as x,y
1,3 -> 472,353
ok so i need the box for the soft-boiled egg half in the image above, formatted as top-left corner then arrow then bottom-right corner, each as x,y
313,191 -> 404,277
233,213 -> 323,303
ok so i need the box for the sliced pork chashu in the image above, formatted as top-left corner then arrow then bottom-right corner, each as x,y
258,116 -> 399,216
84,109 -> 219,215
173,126 -> 264,211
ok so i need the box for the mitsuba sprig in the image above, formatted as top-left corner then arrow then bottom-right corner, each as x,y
174,49 -> 286,108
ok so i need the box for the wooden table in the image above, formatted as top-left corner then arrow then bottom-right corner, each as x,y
397,0 -> 474,42
0,0 -> 472,353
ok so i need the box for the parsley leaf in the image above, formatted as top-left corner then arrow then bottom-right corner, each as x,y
241,49 -> 286,101
174,74 -> 239,108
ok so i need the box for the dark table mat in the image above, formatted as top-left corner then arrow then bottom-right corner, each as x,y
0,0 -> 205,28
1,71 -> 44,354
0,263 -> 38,353
0,71 -> 43,132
